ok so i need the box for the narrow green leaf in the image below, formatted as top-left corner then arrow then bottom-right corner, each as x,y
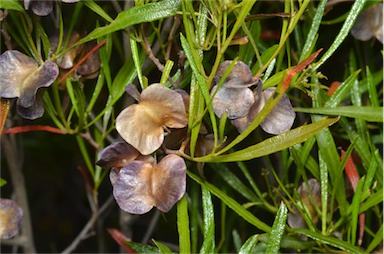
339,117 -> 371,169
75,0 -> 181,46
299,0 -> 327,61
237,161 -> 276,212
188,171 -> 271,233
361,156 -> 378,197
152,240 -> 172,254
200,186 -> 215,253
86,69 -> 105,114
130,37 -> 145,89
218,113 -> 227,143
350,177 -> 365,245
257,233 -> 316,250
98,34 -> 113,90
0,178 -> 7,187
359,190 -> 382,213
83,1 -> 113,22
190,182 -> 201,253
313,0 -> 367,69
291,138 -> 320,179
366,224 -> 383,253
187,77 -> 204,157
222,0 -> 257,53
65,80 -> 80,117
293,228 -> 365,253
325,70 -> 361,108
177,196 -> 191,254
125,241 -> 160,253
180,33 -> 218,148
294,106 -> 383,122
212,164 -> 259,202
196,4 -> 208,48
76,136 -> 94,178
161,60 -> 174,85
195,117 -> 339,162
252,44 -> 279,75
239,235 -> 259,254
232,230 -> 242,252
239,21 -> 261,66
366,66 -> 379,107
319,152 -> 328,234
265,202 -> 288,254
262,58 -> 276,83
43,93 -> 65,130
0,0 -> 24,11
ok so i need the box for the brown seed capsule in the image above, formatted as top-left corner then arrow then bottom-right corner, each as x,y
231,87 -> 296,134
287,179 -> 321,230
0,50 -> 59,119
214,60 -> 255,88
116,83 -> 188,155
0,199 -> 23,239
351,3 -> 383,43
212,60 -> 260,119
111,154 -> 186,214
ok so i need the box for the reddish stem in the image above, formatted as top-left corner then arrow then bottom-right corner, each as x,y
341,149 -> 365,246
341,150 -> 359,192
107,228 -> 136,253
58,38 -> 107,83
282,48 -> 323,91
2,125 -> 66,134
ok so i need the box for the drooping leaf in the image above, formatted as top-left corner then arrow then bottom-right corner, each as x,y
195,117 -> 339,162
188,171 -> 271,233
293,228 -> 365,253
177,196 -> 191,254
75,0 -> 181,46
200,186 -> 215,253
152,240 -> 172,254
0,0 -> 24,11
265,202 -> 288,253
294,106 -> 383,122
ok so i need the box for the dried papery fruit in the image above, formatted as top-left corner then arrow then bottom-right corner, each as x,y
211,85 -> 255,119
351,3 -> 383,43
110,154 -> 186,214
231,87 -> 295,134
76,41 -> 101,78
288,179 -> 321,230
116,83 -> 188,155
24,0 -> 53,16
51,32 -> 83,70
212,60 -> 260,119
97,141 -> 141,169
0,50 -> 59,119
51,32 -> 101,81
213,60 -> 254,88
0,199 -> 23,239
97,141 -> 155,170
24,0 -> 79,16
259,88 -> 295,134
175,89 -> 190,113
